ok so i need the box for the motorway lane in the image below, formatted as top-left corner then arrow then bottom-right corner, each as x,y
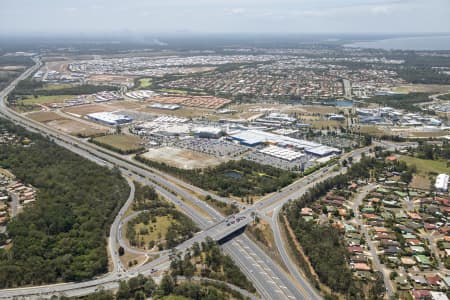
224,235 -> 314,300
270,206 -> 322,300
108,176 -> 135,273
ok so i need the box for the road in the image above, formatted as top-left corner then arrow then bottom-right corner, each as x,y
420,232 -> 444,270
0,58 -> 379,299
352,184 -> 395,297
9,192 -> 19,218
0,58 -> 323,299
108,176 -> 135,274
270,205 -> 322,300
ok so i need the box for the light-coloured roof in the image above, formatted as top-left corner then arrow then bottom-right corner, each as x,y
230,129 -> 320,149
258,145 -> 305,161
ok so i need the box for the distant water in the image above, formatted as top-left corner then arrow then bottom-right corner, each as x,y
345,35 -> 450,51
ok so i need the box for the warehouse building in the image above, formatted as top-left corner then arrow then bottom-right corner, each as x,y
87,112 -> 133,126
149,103 -> 180,110
193,127 -> 223,139
258,145 -> 305,161
305,145 -> 342,157
229,129 -> 340,157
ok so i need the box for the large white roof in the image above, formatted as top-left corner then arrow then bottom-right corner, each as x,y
258,145 -> 304,161
435,173 -> 449,191
230,129 -> 320,149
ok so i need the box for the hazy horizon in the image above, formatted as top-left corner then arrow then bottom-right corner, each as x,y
1,0 -> 450,36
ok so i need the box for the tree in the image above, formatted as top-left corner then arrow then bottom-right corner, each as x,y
134,290 -> 146,300
116,281 -> 131,299
143,277 -> 156,296
118,246 -> 125,256
128,276 -> 140,291
158,274 -> 175,296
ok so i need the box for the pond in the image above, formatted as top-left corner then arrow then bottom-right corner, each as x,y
224,171 -> 243,179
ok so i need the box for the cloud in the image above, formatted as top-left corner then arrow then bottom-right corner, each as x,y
63,7 -> 78,13
225,8 -> 247,16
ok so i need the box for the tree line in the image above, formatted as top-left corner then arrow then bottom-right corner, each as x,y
135,156 -> 298,197
169,237 -> 256,293
283,156 -> 403,299
0,118 -> 130,287
64,273 -> 250,300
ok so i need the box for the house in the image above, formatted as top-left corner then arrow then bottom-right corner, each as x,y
411,246 -> 426,254
375,233 -> 396,240
301,207 -> 313,216
373,227 -> 390,233
430,291 -> 449,300
384,246 -> 399,256
338,208 -> 347,217
408,212 -> 422,221
408,239 -> 424,246
396,275 -> 410,290
443,276 -> 450,288
380,240 -> 400,248
403,232 -> 417,239
401,257 -> 417,267
362,213 -> 380,220
426,275 -> 442,287
352,263 -> 371,271
411,290 -> 431,300
351,255 -> 368,264
386,155 -> 398,162
396,211 -> 408,220
348,246 -> 364,254
410,275 -> 427,287
368,197 -> 381,203
415,255 -> 432,266
439,226 -> 450,235
425,223 -> 437,231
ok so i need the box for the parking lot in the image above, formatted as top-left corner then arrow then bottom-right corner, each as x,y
177,138 -> 248,158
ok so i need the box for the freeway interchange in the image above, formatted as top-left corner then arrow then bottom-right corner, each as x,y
0,58 -> 371,300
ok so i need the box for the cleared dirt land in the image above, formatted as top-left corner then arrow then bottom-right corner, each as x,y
28,111 -> 109,136
141,147 -> 227,169
48,119 -> 109,136
28,111 -> 65,122
62,104 -> 115,116
93,134 -> 144,152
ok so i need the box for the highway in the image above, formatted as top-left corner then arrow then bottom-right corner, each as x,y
0,58 -> 379,299
0,58 -> 324,299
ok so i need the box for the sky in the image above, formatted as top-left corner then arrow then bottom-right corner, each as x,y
1,0 -> 450,36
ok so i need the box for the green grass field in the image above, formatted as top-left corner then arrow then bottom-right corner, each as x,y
133,215 -> 172,248
137,78 -> 153,89
21,94 -> 73,105
399,155 -> 450,175
157,88 -> 208,95
438,93 -> 450,101
93,134 -> 143,152
36,84 -> 75,91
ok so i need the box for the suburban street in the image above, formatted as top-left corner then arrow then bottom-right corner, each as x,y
352,183 -> 395,297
